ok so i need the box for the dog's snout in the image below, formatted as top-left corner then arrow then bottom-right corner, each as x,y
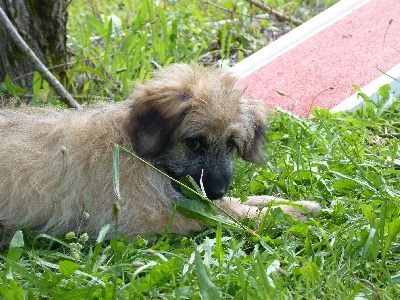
206,187 -> 227,200
201,162 -> 232,200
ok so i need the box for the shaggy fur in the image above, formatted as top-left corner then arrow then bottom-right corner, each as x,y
0,64 -> 320,240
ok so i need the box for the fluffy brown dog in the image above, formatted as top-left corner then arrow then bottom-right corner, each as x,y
0,64 -> 320,240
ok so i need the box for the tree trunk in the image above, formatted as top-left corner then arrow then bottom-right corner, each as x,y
0,0 -> 69,89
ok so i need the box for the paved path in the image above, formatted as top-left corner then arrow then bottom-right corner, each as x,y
233,0 -> 400,116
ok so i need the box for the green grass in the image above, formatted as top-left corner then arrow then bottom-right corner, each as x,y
63,0 -> 252,103
1,85 -> 400,299
5,0 -> 400,299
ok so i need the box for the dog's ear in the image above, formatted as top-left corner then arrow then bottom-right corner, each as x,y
126,64 -> 200,159
128,107 -> 179,159
240,100 -> 268,163
127,88 -> 191,159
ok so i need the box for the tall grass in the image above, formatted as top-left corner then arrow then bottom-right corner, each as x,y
1,84 -> 399,298
64,0 -> 254,103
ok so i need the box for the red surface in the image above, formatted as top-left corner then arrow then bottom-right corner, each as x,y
239,0 -> 400,116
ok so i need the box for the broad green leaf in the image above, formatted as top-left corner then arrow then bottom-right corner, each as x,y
59,260 -> 81,276
96,224 -> 110,244
360,204 -> 376,225
137,258 -> 183,292
352,84 -> 371,102
193,244 -> 221,300
382,219 -> 400,261
289,170 -> 313,183
9,230 -> 24,249
298,260 -> 319,284
288,222 -> 309,237
378,84 -> 391,99
215,222 -> 223,265
179,176 -> 204,201
175,199 -> 240,229
3,75 -> 26,95
4,231 -> 24,280
57,285 -> 103,300
0,280 -> 24,299
331,171 -> 377,193
113,144 -> 121,200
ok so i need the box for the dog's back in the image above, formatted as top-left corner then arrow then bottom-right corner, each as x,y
0,106 -> 126,234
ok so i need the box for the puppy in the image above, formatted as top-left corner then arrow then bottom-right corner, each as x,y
0,63 -> 320,240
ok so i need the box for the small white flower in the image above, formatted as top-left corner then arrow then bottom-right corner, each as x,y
65,232 -> 76,240
78,233 -> 89,243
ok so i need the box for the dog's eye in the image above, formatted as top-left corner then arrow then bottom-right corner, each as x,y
226,140 -> 238,153
186,138 -> 206,153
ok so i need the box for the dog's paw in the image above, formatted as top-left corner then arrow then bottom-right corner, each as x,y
277,202 -> 321,222
294,200 -> 321,217
217,196 -> 321,222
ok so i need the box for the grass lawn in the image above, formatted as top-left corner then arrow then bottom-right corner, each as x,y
2,0 -> 400,299
1,87 -> 399,299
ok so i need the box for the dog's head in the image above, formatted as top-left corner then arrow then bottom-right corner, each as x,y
127,63 -> 267,200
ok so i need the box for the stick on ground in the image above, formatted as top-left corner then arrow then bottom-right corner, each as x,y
245,0 -> 303,26
0,7 -> 81,109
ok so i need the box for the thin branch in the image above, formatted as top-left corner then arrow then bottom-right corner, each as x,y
359,279 -> 382,300
245,0 -> 303,26
200,0 -> 236,15
384,19 -> 399,52
0,7 -> 81,109
379,133 -> 400,138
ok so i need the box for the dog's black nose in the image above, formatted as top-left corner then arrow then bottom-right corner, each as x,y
206,188 -> 226,200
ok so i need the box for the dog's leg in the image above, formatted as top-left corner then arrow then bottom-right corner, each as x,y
246,196 -> 321,219
215,196 -> 321,222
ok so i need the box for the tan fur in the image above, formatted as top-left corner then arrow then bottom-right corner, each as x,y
0,64 -> 320,239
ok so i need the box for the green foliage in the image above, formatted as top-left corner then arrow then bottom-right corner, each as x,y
65,0 -> 244,103
1,84 -> 400,298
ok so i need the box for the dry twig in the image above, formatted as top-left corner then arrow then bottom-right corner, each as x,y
245,0 -> 303,26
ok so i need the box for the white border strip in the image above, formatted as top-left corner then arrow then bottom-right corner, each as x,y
330,64 -> 400,113
230,0 -> 371,78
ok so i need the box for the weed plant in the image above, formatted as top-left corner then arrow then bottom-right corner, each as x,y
1,84 -> 399,299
